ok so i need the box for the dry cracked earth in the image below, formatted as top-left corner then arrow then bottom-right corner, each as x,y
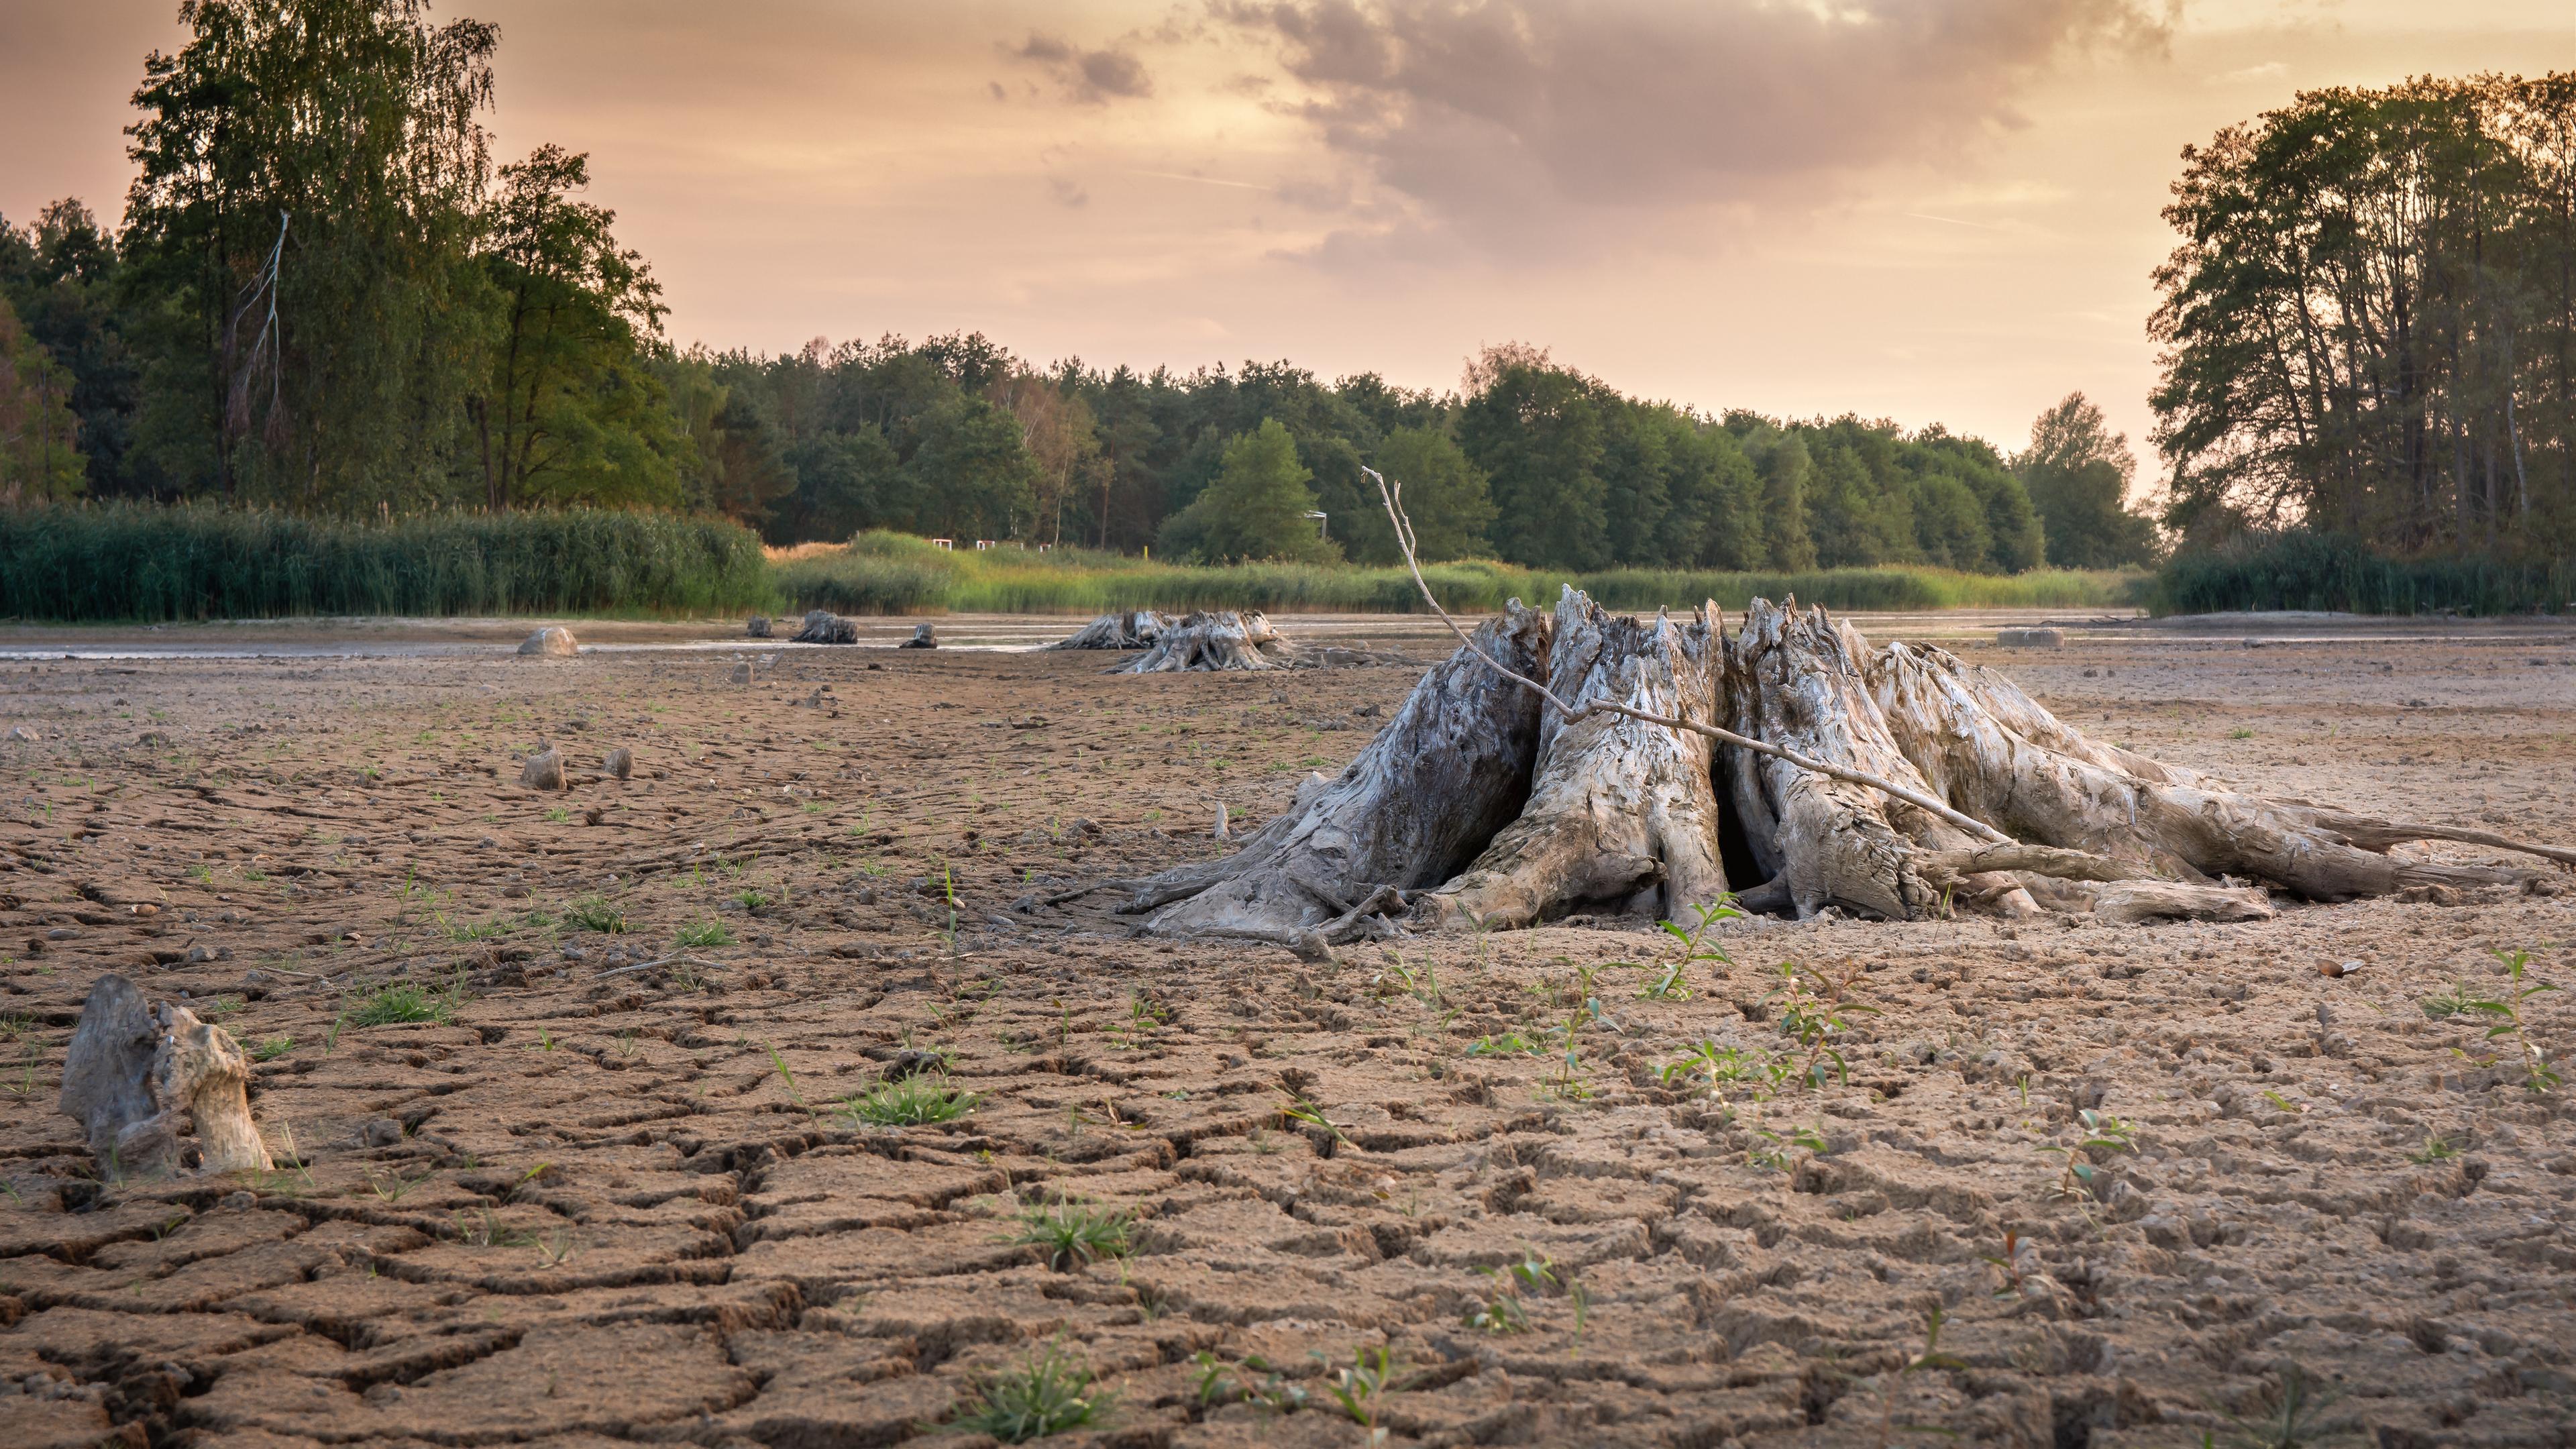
0,613 -> 2573,1449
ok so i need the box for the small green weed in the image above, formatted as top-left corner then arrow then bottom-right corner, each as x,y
566,895 -> 628,933
841,1073 -> 978,1126
345,983 -> 455,1028
677,920 -> 733,949
1003,1200 -> 1132,1271
1318,1344 -> 1403,1445
947,1337 -> 1112,1443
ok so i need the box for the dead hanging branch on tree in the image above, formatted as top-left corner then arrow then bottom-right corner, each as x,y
1362,466 -> 2013,847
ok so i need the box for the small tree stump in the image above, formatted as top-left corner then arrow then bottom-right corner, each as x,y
792,610 -> 859,644
517,627 -> 577,657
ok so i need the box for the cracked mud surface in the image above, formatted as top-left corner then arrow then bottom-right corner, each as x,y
2,615 -> 2574,1448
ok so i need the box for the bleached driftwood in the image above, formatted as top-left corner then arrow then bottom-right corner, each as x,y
60,975 -> 273,1180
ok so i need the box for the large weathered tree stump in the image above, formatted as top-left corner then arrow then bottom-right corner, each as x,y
1112,610 -> 1298,673
1082,586 -> 2566,943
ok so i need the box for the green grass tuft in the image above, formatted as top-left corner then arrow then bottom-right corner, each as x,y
345,983 -> 455,1028
943,1337 -> 1112,1442
841,1073 -> 978,1126
1002,1200 -> 1132,1271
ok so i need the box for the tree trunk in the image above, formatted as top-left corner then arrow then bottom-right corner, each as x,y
1417,590 -> 1732,929
1120,602 -> 1550,949
1725,600 -> 2006,920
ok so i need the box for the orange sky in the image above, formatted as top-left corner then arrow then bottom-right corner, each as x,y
5,1 -> 2573,498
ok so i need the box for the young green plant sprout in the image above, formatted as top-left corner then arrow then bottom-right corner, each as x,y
1630,896 -> 1744,1000
1279,1093 -> 1349,1146
2038,1108 -> 2138,1201
1876,1305 -> 1968,1447
1766,959 -> 1879,1089
1658,1039 -> 1763,1102
2469,949 -> 2561,1091
1317,1345 -> 1404,1446
1463,1250 -> 1556,1335
2408,1132 -> 2459,1164
1748,1124 -> 1827,1173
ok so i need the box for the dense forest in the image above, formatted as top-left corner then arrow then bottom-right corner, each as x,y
2154,73 -> 2576,560
3,0 -> 2163,576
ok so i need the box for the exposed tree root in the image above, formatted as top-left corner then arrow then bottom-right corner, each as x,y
1121,603 -> 1549,948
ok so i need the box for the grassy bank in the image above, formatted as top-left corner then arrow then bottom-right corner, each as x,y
776,531 -> 2147,617
0,506 -> 2145,622
0,504 -> 778,622
2151,531 -> 2576,616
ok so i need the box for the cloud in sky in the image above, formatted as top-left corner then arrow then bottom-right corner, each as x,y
1203,0 -> 2174,254
1010,31 -> 1155,103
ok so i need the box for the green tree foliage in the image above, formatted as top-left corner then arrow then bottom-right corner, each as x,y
470,144 -> 684,509
1373,425 -> 1494,561
905,395 -> 1042,542
2014,392 -> 2158,568
1460,355 -> 1610,569
1158,419 -> 1340,564
0,202 -> 138,494
122,0 -> 500,508
0,294 -> 87,501
2152,73 -> 2576,558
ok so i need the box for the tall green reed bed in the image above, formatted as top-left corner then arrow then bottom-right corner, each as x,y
0,504 -> 777,621
775,530 -> 2145,617
2151,531 -> 2576,616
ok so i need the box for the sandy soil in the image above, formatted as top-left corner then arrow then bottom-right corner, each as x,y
1,613 -> 2573,1448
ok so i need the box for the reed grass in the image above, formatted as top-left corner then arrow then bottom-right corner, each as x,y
0,508 -> 2148,623
777,531 -> 2147,617
0,502 -> 778,622
2151,531 -> 2576,616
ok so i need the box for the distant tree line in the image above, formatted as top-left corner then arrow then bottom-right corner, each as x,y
2153,72 -> 2576,559
0,0 -> 2158,577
